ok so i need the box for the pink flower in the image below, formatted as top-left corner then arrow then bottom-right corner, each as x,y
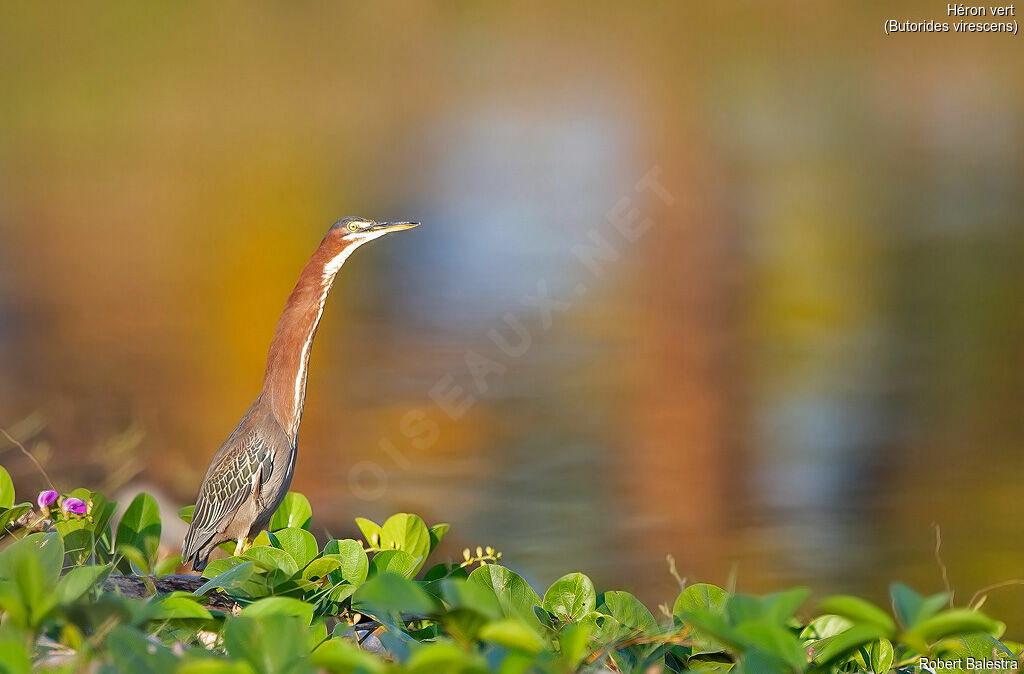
37,490 -> 59,509
62,497 -> 87,515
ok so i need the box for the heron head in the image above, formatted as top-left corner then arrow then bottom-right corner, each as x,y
328,217 -> 419,245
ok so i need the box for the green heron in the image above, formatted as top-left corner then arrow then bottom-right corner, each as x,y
182,217 -> 419,570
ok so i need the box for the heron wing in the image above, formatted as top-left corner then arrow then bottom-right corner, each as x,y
184,432 -> 274,554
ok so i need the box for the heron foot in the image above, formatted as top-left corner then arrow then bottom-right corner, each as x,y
232,536 -> 251,556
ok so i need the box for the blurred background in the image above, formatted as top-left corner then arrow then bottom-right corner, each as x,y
1,3 -> 1022,625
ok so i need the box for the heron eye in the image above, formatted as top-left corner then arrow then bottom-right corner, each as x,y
348,222 -> 360,232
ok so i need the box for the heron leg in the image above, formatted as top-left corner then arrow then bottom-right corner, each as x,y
233,536 -> 246,556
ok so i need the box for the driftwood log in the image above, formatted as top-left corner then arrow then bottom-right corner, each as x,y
103,574 -> 242,613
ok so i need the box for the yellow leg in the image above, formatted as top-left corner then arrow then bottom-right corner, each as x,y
233,536 -> 246,556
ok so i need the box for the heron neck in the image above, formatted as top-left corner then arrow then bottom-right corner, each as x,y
262,239 -> 356,440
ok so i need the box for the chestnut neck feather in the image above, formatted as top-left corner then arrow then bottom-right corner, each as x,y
261,237 -> 355,440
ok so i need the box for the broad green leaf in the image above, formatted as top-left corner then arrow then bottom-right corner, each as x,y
0,535 -> 55,628
117,544 -> 150,575
407,641 -> 483,673
55,564 -> 109,605
369,549 -> 419,579
441,608 -> 491,646
542,572 -> 596,623
240,596 -> 314,625
441,577 -> 502,619
0,504 -> 32,534
352,572 -> 436,617
202,556 -> 245,580
242,545 -> 299,576
148,594 -> 213,620
195,561 -> 255,596
178,505 -> 194,524
355,517 -> 382,546
177,660 -> 257,674
869,638 -> 895,673
311,638 -> 385,673
478,618 -> 545,654
674,583 -> 730,655
800,614 -> 854,640
890,582 -> 948,628
598,590 -> 658,636
379,513 -> 430,575
728,588 -> 809,625
939,633 -> 1016,669
269,492 -> 312,531
32,532 -> 64,587
467,565 -> 541,624
0,467 -> 14,508
154,554 -> 181,576
810,625 -> 886,667
428,523 -> 450,553
903,609 -> 1000,651
223,615 -> 311,674
302,557 -> 341,582
324,539 -> 369,586
115,493 -> 161,573
106,625 -> 178,673
818,595 -> 897,636
268,527 -> 318,568
733,620 -> 805,670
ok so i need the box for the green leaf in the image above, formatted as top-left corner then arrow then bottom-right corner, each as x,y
177,660 -> 257,674
818,595 -> 897,636
0,504 -> 32,534
117,544 -> 150,575
240,596 -> 314,625
728,588 -> 809,625
869,638 -> 895,673
0,535 -> 56,628
379,513 -> 431,575
598,590 -> 658,636
148,594 -> 213,620
478,618 -> 545,654
311,638 -> 385,673
674,583 -> 730,654
903,609 -> 1000,651
810,625 -> 887,667
732,620 -> 805,670
0,466 -> 14,508
268,527 -> 319,568
55,564 -> 110,605
352,572 -> 436,617
441,577 -> 503,619
890,582 -> 948,628
467,565 -> 541,624
269,492 -> 312,531
178,505 -> 194,525
428,523 -> 450,553
115,493 -> 161,573
407,641 -> 483,673
242,545 -> 299,576
324,539 -> 369,586
106,625 -> 178,673
154,554 -> 181,576
369,549 -> 419,579
223,615 -> 312,674
195,561 -> 255,596
542,572 -> 596,623
355,517 -> 382,547
301,557 -> 341,582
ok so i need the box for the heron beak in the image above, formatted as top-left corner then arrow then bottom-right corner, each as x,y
374,221 -> 420,233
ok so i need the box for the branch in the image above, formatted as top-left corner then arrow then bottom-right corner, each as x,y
103,574 -> 242,613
